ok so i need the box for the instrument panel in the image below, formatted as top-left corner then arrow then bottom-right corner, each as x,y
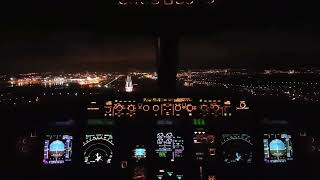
11,97 -> 320,180
88,98 -> 248,119
117,0 -> 215,6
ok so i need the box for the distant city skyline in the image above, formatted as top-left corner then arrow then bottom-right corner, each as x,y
1,68 -> 320,104
2,66 -> 320,76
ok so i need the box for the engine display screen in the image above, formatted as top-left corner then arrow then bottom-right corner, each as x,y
263,133 -> 293,163
43,134 -> 73,165
83,134 -> 114,165
156,132 -> 184,162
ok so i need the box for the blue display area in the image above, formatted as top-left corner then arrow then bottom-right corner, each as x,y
49,140 -> 65,152
43,135 -> 73,165
135,148 -> 146,156
269,139 -> 286,157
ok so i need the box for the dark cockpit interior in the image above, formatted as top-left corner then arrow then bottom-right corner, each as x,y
1,0 -> 320,180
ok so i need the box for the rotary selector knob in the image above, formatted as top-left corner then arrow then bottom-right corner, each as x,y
114,103 -> 123,111
127,104 -> 136,112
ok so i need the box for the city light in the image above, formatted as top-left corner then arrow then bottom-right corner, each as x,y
1,68 -> 320,106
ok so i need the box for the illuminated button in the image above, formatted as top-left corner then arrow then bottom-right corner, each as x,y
208,148 -> 216,156
21,138 -> 27,144
30,132 -> 37,138
167,172 -> 173,176
186,104 -> 193,112
151,0 -> 160,5
186,0 -> 193,4
105,106 -> 112,113
143,105 -> 150,111
224,100 -> 231,105
212,105 -> 219,111
127,104 -> 135,111
237,101 -> 249,110
153,105 -> 160,111
176,175 -> 183,180
200,105 -> 209,111
118,0 -> 128,5
175,104 -> 182,111
164,0 -> 173,5
114,104 -> 123,111
156,175 -> 164,180
121,161 -> 127,168
240,101 -> 246,108
299,131 -> 307,136
175,0 -> 184,5
20,146 -> 28,153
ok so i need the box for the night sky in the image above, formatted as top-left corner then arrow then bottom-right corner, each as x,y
1,1 -> 319,73
180,27 -> 320,70
0,31 -> 156,73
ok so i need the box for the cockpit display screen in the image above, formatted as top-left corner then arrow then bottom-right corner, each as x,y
156,132 -> 184,161
83,134 -> 114,165
263,133 -> 293,163
43,134 -> 73,165
193,130 -> 216,161
133,147 -> 146,160
221,134 -> 253,164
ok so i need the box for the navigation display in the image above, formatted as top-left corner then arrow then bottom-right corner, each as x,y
263,133 -> 293,163
221,134 -> 253,164
83,134 -> 114,165
43,134 -> 73,165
